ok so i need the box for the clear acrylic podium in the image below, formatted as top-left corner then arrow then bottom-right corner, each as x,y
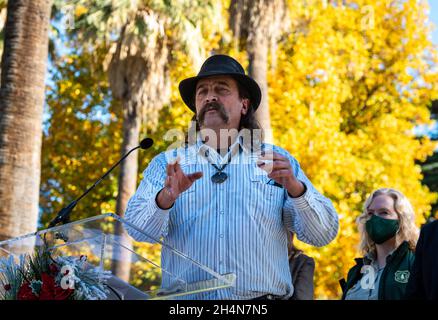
0,213 -> 236,300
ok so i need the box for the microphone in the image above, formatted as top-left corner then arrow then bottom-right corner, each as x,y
140,137 -> 153,149
48,137 -> 154,229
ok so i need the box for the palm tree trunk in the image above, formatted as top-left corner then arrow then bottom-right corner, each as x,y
247,35 -> 273,143
117,102 -> 140,221
229,0 -> 273,143
229,0 -> 288,144
111,98 -> 140,282
108,23 -> 170,284
0,0 -> 52,241
0,5 -> 7,70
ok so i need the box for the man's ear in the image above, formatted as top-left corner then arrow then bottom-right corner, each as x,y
241,99 -> 249,115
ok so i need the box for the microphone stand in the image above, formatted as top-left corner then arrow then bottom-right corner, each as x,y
48,145 -> 143,229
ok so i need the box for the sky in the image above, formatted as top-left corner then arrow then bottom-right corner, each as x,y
415,1 -> 438,139
430,0 -> 438,44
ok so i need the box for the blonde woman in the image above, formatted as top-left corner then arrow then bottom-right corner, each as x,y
340,188 -> 419,300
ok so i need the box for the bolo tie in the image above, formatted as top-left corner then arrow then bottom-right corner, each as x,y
203,146 -> 239,184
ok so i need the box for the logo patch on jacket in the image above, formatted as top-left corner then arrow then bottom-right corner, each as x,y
394,270 -> 410,283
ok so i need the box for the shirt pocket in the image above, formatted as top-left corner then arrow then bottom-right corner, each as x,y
248,168 -> 285,226
170,185 -> 197,226
169,161 -> 201,226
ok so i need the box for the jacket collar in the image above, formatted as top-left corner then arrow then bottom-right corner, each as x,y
356,241 -> 410,267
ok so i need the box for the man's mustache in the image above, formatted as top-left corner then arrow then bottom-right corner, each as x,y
198,101 -> 229,125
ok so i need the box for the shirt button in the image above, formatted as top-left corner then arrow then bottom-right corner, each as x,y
220,211 -> 224,215
219,234 -> 224,238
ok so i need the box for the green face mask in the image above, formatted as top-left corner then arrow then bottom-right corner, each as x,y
365,214 -> 400,244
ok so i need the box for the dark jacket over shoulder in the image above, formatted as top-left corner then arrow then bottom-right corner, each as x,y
405,220 -> 438,300
339,241 -> 415,300
289,252 -> 315,300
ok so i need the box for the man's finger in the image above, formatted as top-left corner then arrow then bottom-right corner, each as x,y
258,151 -> 287,161
167,157 -> 180,173
268,169 -> 292,179
171,159 -> 179,174
187,172 -> 203,182
257,159 -> 290,170
256,159 -> 273,172
166,163 -> 174,177
173,161 -> 184,176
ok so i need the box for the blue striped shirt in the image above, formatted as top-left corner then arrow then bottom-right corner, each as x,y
125,135 -> 339,299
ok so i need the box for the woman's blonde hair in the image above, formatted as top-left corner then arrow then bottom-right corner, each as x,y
356,188 -> 419,255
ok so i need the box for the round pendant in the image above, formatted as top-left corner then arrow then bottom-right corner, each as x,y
211,171 -> 228,184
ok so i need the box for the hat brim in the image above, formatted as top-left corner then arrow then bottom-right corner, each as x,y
178,71 -> 262,112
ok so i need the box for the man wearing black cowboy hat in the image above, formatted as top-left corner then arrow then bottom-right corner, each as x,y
125,54 -> 339,300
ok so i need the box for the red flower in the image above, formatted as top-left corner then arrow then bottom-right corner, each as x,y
39,273 -> 74,300
49,263 -> 59,275
4,284 -> 11,291
17,274 -> 74,300
17,282 -> 38,300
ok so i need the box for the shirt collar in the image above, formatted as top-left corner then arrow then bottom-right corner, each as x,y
195,130 -> 254,156
364,248 -> 397,268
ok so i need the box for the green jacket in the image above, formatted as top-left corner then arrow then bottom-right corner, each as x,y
340,241 -> 415,300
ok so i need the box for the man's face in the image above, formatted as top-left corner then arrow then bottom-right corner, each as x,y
195,75 -> 249,130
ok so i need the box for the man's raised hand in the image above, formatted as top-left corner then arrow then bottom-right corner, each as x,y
156,158 -> 203,209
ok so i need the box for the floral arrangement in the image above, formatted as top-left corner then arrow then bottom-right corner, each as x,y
0,247 -> 111,300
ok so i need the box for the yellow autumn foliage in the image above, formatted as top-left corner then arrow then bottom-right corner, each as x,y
41,0 -> 438,299
269,0 -> 438,298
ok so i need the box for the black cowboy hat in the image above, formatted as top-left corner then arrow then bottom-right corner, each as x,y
178,54 -> 262,112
